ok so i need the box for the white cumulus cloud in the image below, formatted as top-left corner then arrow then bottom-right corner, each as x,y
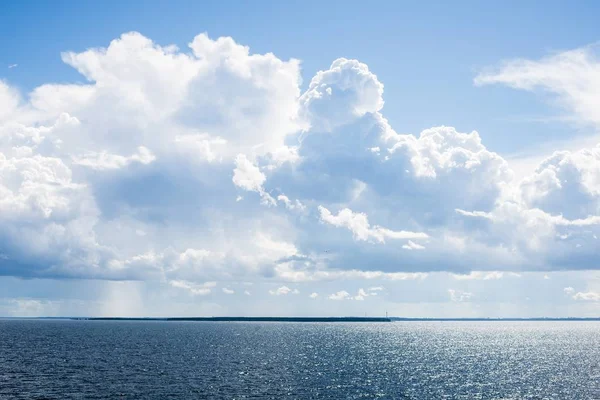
328,291 -> 351,301
572,291 -> 600,301
269,286 -> 299,296
169,280 -> 216,296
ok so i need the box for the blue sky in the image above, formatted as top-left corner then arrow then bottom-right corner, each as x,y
1,1 -> 600,317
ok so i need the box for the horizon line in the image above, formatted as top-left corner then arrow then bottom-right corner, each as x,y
2,316 -> 600,321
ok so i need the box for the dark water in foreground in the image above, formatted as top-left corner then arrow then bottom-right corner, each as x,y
1,321 -> 599,399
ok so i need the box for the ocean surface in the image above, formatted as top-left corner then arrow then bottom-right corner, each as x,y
1,320 -> 599,399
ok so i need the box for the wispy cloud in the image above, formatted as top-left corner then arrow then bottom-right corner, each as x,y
476,44 -> 600,129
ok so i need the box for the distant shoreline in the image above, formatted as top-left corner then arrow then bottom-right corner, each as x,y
2,316 -> 600,322
72,317 -> 392,322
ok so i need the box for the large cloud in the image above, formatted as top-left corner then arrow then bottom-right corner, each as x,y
1,32 -> 600,291
0,32 -> 303,282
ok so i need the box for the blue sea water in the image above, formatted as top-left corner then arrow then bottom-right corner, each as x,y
0,320 -> 599,399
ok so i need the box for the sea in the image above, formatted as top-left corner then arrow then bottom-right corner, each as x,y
1,320 -> 599,399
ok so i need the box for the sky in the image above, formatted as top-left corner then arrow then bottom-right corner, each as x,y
1,1 -> 600,317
